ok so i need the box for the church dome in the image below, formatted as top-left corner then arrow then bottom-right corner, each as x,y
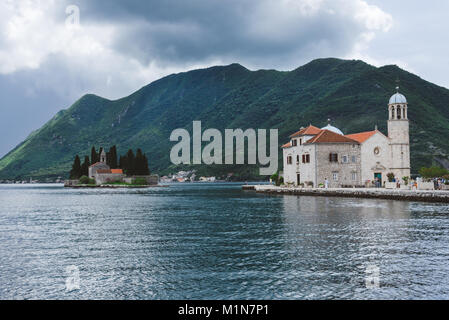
389,92 -> 407,104
321,123 -> 344,135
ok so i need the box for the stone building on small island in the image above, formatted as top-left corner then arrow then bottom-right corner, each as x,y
88,149 -> 125,184
65,145 -> 160,187
282,87 -> 411,188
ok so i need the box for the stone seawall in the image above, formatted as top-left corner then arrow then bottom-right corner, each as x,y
244,185 -> 449,203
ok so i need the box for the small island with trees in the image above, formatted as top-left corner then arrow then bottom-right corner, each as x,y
65,145 -> 159,188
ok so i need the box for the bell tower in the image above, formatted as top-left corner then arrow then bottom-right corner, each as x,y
387,85 -> 410,179
100,149 -> 107,163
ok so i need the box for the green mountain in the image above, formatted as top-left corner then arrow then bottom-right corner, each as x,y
1,58 -> 449,180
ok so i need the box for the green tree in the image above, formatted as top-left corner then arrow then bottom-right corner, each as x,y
79,175 -> 95,185
387,172 -> 395,182
419,166 -> 449,179
69,155 -> 82,179
119,155 -> 126,170
80,156 -> 90,177
143,154 -> 150,175
134,149 -> 150,175
91,146 -> 98,164
107,145 -> 118,169
125,149 -> 135,175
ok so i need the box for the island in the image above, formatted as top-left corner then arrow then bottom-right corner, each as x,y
64,146 -> 160,188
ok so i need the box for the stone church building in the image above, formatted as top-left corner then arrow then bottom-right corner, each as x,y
88,149 -> 125,185
282,88 -> 410,188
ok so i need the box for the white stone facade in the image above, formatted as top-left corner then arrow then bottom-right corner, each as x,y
88,162 -> 110,179
282,89 -> 411,188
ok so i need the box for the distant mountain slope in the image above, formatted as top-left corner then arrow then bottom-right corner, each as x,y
1,58 -> 449,180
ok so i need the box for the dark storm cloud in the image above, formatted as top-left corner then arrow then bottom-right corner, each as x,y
72,0 -> 372,68
0,0 -> 394,157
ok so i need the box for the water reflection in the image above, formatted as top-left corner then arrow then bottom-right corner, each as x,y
0,184 -> 449,299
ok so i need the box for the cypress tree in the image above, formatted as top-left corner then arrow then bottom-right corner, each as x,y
135,149 -> 144,175
126,149 -> 135,175
112,146 -> 118,168
106,149 -> 112,167
143,154 -> 150,175
70,155 -> 82,179
131,149 -> 150,175
91,146 -> 98,164
108,145 -> 118,169
80,156 -> 90,177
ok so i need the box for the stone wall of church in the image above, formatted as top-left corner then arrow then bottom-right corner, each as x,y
360,132 -> 391,185
94,173 -> 125,185
388,118 -> 411,180
315,143 -> 362,188
388,119 -> 409,144
88,163 -> 110,179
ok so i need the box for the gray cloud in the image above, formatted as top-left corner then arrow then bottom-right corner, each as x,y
3,0 -> 445,158
74,0 -> 386,69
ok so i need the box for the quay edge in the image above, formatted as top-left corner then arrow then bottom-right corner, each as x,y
243,185 -> 449,203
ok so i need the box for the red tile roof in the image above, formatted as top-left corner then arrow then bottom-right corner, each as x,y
89,162 -> 109,168
111,169 -> 123,174
281,142 -> 292,148
289,125 -> 322,138
306,130 -> 359,144
345,130 -> 377,143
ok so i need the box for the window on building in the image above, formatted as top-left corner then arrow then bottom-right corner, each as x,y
302,154 -> 310,163
397,106 -> 401,119
351,155 -> 356,163
332,172 -> 339,181
329,153 -> 338,162
296,155 -> 300,163
342,155 -> 348,163
292,139 -> 297,146
299,139 -> 303,145
287,156 -> 292,164
351,172 -> 357,181
302,154 -> 311,163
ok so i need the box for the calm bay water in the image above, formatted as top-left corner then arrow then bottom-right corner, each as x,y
1,183 -> 449,299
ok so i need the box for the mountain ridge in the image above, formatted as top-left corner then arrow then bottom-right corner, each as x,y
1,58 -> 449,180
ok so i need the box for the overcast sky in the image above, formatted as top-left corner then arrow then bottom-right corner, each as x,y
0,0 -> 448,157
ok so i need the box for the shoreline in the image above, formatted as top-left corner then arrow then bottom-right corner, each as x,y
243,185 -> 449,203
64,184 -> 168,189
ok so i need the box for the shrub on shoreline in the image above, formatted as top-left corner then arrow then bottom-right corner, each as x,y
79,175 -> 95,185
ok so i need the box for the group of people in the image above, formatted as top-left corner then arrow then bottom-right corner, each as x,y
312,176 -> 448,190
432,178 -> 447,190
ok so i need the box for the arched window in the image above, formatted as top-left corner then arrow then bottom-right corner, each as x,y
397,106 -> 401,119
391,106 -> 395,119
